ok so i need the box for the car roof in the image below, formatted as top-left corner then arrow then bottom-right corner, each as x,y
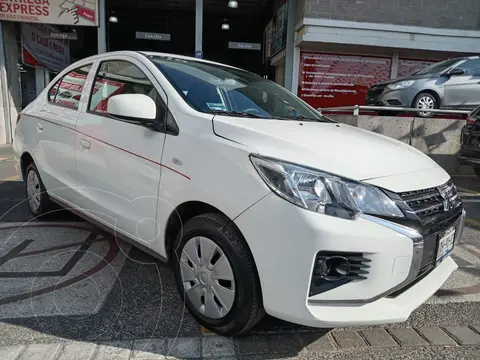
449,55 -> 479,61
78,50 -> 243,71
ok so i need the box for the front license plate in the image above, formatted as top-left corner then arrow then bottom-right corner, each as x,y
436,227 -> 455,264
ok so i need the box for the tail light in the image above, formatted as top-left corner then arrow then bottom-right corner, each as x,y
466,115 -> 476,125
16,113 -> 22,124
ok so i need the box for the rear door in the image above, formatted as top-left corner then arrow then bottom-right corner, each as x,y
443,59 -> 480,109
28,63 -> 94,203
74,56 -> 168,247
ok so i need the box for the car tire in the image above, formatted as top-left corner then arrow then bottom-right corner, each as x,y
25,162 -> 53,217
413,92 -> 438,118
172,213 -> 264,336
474,167 -> 480,177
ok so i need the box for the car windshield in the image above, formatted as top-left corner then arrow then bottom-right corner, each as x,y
149,55 -> 331,122
415,59 -> 461,75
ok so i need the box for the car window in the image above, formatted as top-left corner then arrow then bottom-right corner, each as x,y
50,64 -> 92,109
456,59 -> 480,76
149,56 -> 331,122
88,60 -> 166,120
415,59 -> 460,75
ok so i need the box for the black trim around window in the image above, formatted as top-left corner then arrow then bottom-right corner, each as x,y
85,58 -> 178,136
47,63 -> 93,111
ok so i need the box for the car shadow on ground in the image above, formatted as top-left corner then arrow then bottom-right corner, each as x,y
0,189 -> 330,357
0,244 -> 331,358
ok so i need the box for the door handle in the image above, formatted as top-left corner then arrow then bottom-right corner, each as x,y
36,123 -> 43,133
80,139 -> 91,150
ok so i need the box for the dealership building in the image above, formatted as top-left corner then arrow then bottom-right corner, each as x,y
1,0 -> 479,144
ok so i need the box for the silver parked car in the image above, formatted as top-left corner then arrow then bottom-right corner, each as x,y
366,56 -> 480,117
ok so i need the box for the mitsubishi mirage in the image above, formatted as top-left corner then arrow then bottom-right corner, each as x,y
13,51 -> 466,336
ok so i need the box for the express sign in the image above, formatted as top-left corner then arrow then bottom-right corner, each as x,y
0,0 -> 98,26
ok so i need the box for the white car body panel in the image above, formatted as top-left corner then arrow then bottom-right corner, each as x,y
13,51 -> 464,330
212,116 -> 439,181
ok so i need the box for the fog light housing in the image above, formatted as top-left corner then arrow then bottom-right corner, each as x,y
315,256 -> 351,281
309,251 -> 371,297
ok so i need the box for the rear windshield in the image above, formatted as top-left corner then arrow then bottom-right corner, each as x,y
148,55 -> 331,122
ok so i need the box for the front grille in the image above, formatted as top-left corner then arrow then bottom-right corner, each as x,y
366,85 -> 386,98
397,181 -> 460,221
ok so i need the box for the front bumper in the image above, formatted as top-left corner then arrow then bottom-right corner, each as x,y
235,192 -> 464,328
365,88 -> 417,108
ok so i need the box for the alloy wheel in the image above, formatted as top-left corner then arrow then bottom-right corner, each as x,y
180,236 -> 236,319
26,169 -> 41,212
416,95 -> 435,117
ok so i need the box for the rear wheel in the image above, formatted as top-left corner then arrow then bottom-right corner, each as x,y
25,162 -> 53,217
413,92 -> 438,118
172,213 -> 264,336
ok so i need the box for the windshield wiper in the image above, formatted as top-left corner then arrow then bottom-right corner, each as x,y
210,110 -> 271,119
275,114 -> 332,123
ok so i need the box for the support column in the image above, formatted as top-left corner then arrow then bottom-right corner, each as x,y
0,22 -> 21,144
97,0 -> 107,53
43,67 -> 50,86
291,46 -> 300,95
284,0 -> 296,92
195,0 -> 203,54
35,66 -> 45,96
391,52 -> 399,79
0,22 -> 10,144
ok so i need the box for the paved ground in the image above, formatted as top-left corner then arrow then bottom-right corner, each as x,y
1,144 -> 480,359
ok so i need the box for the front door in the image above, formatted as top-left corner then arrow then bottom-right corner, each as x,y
443,59 -> 480,109
74,57 -> 168,247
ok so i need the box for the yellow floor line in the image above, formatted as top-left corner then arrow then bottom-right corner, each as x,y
200,326 -> 214,335
0,175 -> 20,181
457,187 -> 480,196
466,218 -> 480,228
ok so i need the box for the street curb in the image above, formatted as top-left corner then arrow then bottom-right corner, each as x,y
1,325 -> 480,359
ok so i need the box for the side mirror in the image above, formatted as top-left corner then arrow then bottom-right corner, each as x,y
107,94 -> 156,122
448,68 -> 465,76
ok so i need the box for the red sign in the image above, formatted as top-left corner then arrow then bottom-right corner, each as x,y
298,52 -> 391,109
397,58 -> 437,78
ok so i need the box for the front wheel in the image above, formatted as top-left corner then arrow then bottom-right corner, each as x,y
173,213 -> 264,336
413,92 -> 438,118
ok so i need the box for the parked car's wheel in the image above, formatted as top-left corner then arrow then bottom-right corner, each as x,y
25,162 -> 52,217
173,213 -> 264,336
413,92 -> 438,118
474,167 -> 480,177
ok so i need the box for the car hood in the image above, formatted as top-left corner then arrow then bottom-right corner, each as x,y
213,116 -> 440,181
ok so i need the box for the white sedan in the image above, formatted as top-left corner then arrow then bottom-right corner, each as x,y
13,51 -> 465,335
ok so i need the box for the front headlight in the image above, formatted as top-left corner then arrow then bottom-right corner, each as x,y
387,80 -> 415,91
251,156 -> 404,220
